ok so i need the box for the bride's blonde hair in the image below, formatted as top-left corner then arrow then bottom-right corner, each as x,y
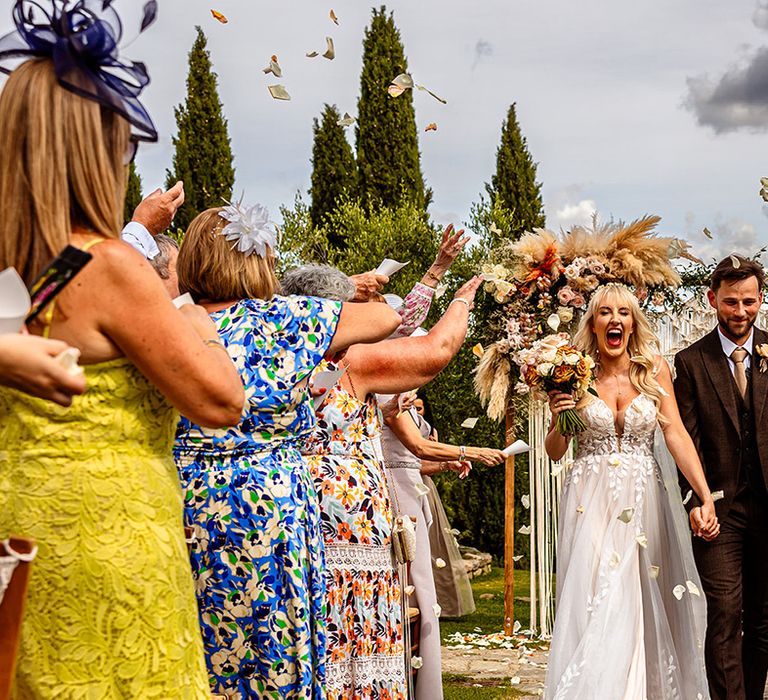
572,284 -> 668,423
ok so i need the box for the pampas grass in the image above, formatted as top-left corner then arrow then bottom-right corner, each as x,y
474,343 -> 512,421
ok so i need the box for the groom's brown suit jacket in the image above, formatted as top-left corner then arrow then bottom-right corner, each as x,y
673,326 -> 768,516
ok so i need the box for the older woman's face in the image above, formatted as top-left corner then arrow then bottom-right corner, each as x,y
413,399 -> 425,416
591,296 -> 634,359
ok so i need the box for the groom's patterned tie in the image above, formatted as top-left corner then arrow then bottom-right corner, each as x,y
731,346 -> 749,399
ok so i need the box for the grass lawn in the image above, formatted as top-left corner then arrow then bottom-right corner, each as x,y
441,568 -> 536,698
441,566 -> 531,639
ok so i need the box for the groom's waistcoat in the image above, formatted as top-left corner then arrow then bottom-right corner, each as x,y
735,374 -> 766,495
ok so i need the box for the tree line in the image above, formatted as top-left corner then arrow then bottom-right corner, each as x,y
127,7 -> 545,562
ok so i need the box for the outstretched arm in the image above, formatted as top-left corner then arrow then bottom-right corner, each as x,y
384,410 -> 505,465
673,352 -> 703,512
658,358 -> 719,539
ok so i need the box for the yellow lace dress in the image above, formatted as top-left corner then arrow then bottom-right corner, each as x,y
0,358 -> 209,699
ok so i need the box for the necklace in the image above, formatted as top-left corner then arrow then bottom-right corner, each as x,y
599,370 -> 626,398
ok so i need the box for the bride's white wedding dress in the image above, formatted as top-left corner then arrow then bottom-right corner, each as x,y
544,394 -> 710,700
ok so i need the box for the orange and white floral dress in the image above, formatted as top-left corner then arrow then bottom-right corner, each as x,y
302,363 -> 406,700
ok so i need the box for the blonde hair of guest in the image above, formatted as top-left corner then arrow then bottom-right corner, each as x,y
572,283 -> 668,423
0,59 -> 129,284
177,207 -> 279,302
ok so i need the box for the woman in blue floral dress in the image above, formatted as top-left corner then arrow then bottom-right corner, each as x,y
172,206 -> 401,700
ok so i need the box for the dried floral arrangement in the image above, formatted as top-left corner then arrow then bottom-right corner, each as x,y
474,215 -> 700,421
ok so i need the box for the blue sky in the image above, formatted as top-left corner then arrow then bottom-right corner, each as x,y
3,0 -> 768,260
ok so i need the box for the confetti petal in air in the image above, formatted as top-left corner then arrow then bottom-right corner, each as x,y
682,490 -> 693,505
405,584 -> 415,595
306,51 -> 319,58
414,483 -> 430,497
472,343 -> 485,358
712,490 -> 724,502
512,555 -> 523,562
416,83 -> 448,104
518,525 -> 531,536
434,282 -> 448,299
330,9 -> 339,25
513,620 -> 521,634
461,417 -> 479,429
322,37 -> 335,60
649,565 -> 660,579
388,72 -> 414,97
731,255 -> 741,268
636,533 -> 648,548
673,584 -> 686,600
435,557 -> 447,569
609,551 -> 621,568
521,494 -> 530,509
210,9 -> 228,23
703,227 -> 713,239
336,112 -> 355,127
686,580 -> 701,596
425,122 -> 438,132
411,656 -> 423,669
262,56 -> 282,78
268,85 -> 291,101
617,507 -> 635,523
490,222 -> 502,236
432,603 -> 442,617
576,505 -> 584,513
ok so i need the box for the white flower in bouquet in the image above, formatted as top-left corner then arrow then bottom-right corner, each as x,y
564,258 -> 586,280
556,306 -> 574,324
493,280 -> 514,303
538,362 -> 555,377
585,257 -> 607,275
481,263 -> 510,282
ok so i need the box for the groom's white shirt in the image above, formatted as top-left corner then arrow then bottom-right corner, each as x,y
120,221 -> 159,260
718,326 -> 754,376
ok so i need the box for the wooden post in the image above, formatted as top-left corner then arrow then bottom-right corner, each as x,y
503,400 -> 516,636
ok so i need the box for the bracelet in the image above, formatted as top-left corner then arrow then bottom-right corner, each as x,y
425,268 -> 442,283
459,445 -> 466,461
450,298 -> 471,311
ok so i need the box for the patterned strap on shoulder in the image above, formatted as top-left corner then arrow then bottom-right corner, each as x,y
42,237 -> 105,338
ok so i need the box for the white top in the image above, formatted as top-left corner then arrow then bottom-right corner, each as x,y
718,326 -> 753,376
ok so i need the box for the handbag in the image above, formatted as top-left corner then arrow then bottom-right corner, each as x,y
391,513 -> 417,565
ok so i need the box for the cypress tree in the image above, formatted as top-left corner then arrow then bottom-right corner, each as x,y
309,104 -> 357,243
166,26 -> 235,231
123,162 -> 143,225
486,103 -> 545,242
355,6 -> 428,212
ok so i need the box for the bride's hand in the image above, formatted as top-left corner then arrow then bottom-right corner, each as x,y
548,391 -> 576,416
690,502 -> 720,540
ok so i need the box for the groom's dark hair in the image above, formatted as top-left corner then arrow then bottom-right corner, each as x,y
710,255 -> 765,292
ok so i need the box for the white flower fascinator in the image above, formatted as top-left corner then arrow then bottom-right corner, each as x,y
219,200 -> 278,257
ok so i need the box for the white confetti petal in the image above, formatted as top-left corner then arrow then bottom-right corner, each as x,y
461,417 -> 479,429
414,483 -> 430,497
617,507 -> 635,524
513,620 -> 521,633
609,551 -> 621,568
510,676 -> 521,685
686,580 -> 701,597
513,555 -> 523,562
432,603 -> 442,618
267,84 -> 291,101
576,505 -> 585,514
411,656 -> 423,669
518,525 -> 531,535
405,585 -> 415,596
673,584 -> 686,600
547,313 -> 561,331
682,490 -> 693,506
434,282 -> 448,299
322,36 -> 335,60
435,557 -> 447,569
521,494 -> 530,509
649,565 -> 660,579
712,490 -> 724,502
636,533 -> 648,548
336,112 -> 355,127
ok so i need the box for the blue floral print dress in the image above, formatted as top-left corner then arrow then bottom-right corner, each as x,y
174,296 -> 341,700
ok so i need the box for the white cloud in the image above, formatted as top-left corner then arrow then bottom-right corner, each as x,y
553,199 -> 597,230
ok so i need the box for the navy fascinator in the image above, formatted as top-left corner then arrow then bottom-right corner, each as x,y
0,0 -> 159,142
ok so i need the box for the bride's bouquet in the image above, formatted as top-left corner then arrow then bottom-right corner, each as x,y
517,333 -> 597,436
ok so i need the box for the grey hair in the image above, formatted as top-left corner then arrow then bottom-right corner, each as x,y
280,264 -> 355,301
149,234 -> 179,281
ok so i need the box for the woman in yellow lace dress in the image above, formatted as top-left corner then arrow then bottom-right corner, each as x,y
0,6 -> 244,698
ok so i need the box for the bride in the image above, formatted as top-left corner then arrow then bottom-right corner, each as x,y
543,284 -> 719,700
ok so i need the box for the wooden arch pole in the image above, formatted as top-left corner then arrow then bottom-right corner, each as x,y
503,399 -> 516,636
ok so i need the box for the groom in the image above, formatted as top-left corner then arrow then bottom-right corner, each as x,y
674,254 -> 768,700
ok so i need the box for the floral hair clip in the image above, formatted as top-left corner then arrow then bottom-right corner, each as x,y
0,0 -> 159,142
219,199 -> 278,258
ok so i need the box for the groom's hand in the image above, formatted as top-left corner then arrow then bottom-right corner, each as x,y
690,504 -> 720,540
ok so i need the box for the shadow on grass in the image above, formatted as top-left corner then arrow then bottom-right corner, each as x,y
443,673 -> 528,699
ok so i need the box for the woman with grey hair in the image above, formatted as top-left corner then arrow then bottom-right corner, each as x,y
285,259 -> 501,700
